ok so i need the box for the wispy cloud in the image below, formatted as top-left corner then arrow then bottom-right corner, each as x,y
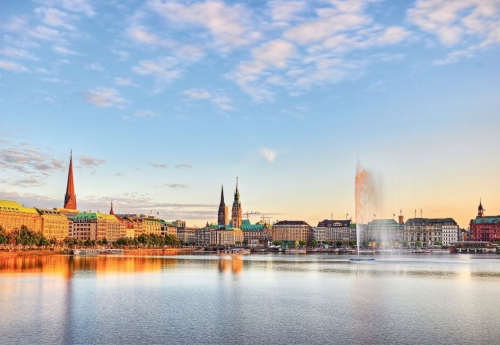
150,163 -> 168,169
0,144 -> 64,177
35,7 -> 76,30
37,0 -> 95,17
175,163 -> 193,169
86,62 -> 104,71
164,183 -> 189,189
113,77 -> 134,86
132,57 -> 181,85
84,87 -> 128,108
0,60 -> 29,73
0,47 -> 38,60
78,155 -> 105,169
259,147 -> 277,163
182,88 -> 234,110
53,45 -> 79,55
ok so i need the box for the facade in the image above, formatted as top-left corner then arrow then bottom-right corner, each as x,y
241,219 -> 271,245
37,208 -> 70,241
195,224 -> 211,246
72,213 -> 123,241
0,200 -> 42,233
469,201 -> 500,242
177,226 -> 196,244
122,215 -> 143,237
63,152 -> 77,210
404,218 -> 458,247
317,219 -> 351,242
142,217 -> 162,236
364,219 -> 404,247
209,225 -> 244,246
160,220 -> 178,237
272,220 -> 314,243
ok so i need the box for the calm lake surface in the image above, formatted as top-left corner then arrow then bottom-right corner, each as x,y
1,253 -> 499,345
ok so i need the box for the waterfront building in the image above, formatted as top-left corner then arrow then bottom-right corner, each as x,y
0,200 -> 42,233
241,219 -> 271,245
63,152 -> 77,210
121,215 -> 143,237
209,223 -> 244,246
217,185 -> 228,226
362,219 -> 404,247
404,218 -> 458,247
72,213 -> 123,241
195,224 -> 211,246
36,208 -> 70,241
160,220 -> 178,237
142,217 -> 162,236
272,220 -> 314,243
469,200 -> 500,242
317,219 -> 351,243
177,226 -> 196,244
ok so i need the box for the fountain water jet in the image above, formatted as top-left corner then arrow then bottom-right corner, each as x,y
350,164 -> 377,262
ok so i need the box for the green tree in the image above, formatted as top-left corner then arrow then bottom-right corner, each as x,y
272,240 -> 281,246
403,241 -> 409,248
416,241 -> 422,248
348,241 -> 356,247
434,241 -> 442,247
298,240 -> 306,246
310,240 -> 318,246
335,240 -> 343,247
0,226 -> 8,247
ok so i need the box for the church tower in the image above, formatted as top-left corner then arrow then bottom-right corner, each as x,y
110,200 -> 115,215
63,151 -> 77,210
478,199 -> 484,217
231,178 -> 242,228
217,184 -> 228,226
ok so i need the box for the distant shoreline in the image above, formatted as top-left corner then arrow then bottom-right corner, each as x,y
0,247 -> 196,257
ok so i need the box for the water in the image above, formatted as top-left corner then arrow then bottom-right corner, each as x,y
1,254 -> 499,344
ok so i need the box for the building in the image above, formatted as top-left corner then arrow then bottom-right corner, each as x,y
195,224 -> 211,246
142,217 -> 162,236
209,224 -> 244,246
404,218 -> 458,247
160,220 -> 178,237
272,220 -> 314,243
364,219 -> 404,247
469,200 -> 500,242
72,212 -> 123,241
317,219 -> 351,243
177,226 -> 196,244
240,219 -> 271,245
63,152 -> 77,210
37,208 -> 70,241
0,200 -> 42,233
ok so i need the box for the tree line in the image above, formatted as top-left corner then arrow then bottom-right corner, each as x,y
0,225 -> 181,249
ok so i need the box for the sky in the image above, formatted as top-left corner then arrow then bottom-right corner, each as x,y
1,0 -> 499,229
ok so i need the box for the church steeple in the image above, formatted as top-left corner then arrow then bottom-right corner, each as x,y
64,150 -> 77,210
218,184 -> 228,226
110,200 -> 114,215
478,198 -> 484,217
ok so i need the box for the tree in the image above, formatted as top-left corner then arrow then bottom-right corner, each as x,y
298,240 -> 306,246
416,241 -> 422,248
272,240 -> 281,246
0,226 -> 8,247
348,241 -> 356,247
310,240 -> 318,246
335,240 -> 343,247
434,241 -> 442,247
403,241 -> 409,248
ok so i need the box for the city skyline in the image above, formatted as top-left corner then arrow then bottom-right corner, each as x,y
1,0 -> 500,228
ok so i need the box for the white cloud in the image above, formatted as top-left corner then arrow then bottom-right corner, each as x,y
132,57 -> 181,83
36,0 -> 95,17
0,47 -> 38,61
30,25 -> 61,41
84,87 -> 128,108
36,7 -> 75,30
432,49 -> 475,65
270,0 -> 307,24
87,62 -> 104,71
128,25 -> 162,45
259,148 -> 277,163
182,88 -> 234,111
114,77 -> 133,86
53,45 -> 79,55
408,0 -> 500,46
183,89 -> 211,99
134,110 -> 159,118
0,60 -> 29,73
148,0 -> 259,50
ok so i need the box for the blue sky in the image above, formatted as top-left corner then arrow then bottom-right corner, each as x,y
1,0 -> 499,228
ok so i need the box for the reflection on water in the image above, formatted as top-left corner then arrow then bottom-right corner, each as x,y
1,254 -> 500,345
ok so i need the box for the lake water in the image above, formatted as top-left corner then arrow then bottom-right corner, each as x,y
1,253 -> 499,344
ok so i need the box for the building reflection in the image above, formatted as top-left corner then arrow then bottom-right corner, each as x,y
218,256 -> 243,274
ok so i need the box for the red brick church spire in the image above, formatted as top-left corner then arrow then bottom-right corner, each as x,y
64,150 -> 77,210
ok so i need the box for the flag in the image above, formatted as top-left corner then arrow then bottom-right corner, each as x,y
393,213 -> 395,217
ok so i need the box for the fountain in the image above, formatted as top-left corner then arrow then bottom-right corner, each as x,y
350,164 -> 376,262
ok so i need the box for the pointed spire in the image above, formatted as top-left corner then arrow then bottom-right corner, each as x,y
220,184 -> 225,206
110,200 -> 114,215
64,150 -> 77,210
478,198 -> 484,217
